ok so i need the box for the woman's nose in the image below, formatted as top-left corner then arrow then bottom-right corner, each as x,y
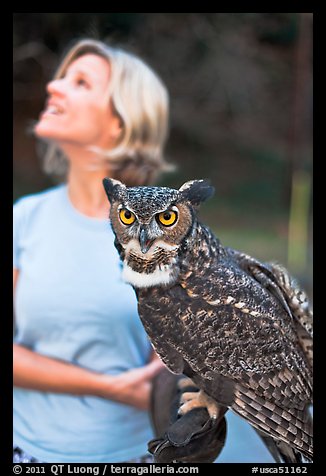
46,78 -> 65,96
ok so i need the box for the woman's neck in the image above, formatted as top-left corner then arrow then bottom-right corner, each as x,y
67,165 -> 111,219
56,143 -> 111,219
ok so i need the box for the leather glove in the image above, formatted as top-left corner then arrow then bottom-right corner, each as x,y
148,368 -> 227,463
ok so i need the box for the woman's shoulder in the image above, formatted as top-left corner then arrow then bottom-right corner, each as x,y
13,184 -> 65,213
13,185 -> 66,230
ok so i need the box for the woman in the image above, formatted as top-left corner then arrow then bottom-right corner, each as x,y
13,38 -> 171,463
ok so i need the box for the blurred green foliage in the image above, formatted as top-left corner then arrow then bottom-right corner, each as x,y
13,13 -> 313,292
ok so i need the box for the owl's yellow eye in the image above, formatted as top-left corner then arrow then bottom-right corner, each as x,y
119,208 -> 136,225
157,210 -> 178,227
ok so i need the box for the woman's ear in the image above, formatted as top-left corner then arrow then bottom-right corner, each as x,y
107,98 -> 123,143
110,114 -> 123,142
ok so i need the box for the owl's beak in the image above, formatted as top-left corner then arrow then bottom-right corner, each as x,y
139,227 -> 155,254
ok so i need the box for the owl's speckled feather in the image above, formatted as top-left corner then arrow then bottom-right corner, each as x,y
103,178 -> 313,462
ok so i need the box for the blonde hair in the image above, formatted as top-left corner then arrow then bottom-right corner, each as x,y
42,38 -> 172,186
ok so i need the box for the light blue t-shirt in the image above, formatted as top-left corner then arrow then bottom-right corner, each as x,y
13,185 -> 154,463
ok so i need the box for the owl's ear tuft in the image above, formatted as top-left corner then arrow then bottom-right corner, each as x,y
178,180 -> 215,207
103,178 -> 127,204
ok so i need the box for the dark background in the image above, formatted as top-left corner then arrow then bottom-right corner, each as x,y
13,13 -> 313,294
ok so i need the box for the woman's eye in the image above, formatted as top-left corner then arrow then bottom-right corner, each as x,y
119,209 -> 136,226
76,78 -> 89,88
157,210 -> 178,227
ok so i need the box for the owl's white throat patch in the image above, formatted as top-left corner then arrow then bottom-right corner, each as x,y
120,239 -> 179,288
122,262 -> 178,288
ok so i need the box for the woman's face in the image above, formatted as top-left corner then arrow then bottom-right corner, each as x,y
34,54 -> 121,149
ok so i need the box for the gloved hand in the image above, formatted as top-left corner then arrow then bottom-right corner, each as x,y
148,368 -> 227,463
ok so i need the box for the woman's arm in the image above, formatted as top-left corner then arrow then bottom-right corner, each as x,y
13,269 -> 165,410
13,342 -> 108,395
13,343 -> 163,410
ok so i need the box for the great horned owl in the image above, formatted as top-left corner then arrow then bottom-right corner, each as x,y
103,178 -> 313,463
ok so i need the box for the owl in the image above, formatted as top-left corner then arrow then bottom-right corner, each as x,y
103,178 -> 313,463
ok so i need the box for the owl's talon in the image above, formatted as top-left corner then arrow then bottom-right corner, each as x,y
178,389 -> 220,420
177,377 -> 195,390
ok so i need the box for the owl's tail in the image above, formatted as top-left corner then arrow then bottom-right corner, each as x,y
233,387 -> 313,462
255,429 -> 308,463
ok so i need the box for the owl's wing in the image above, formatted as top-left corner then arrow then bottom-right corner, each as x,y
225,248 -> 313,334
225,247 -> 313,369
177,252 -> 312,460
